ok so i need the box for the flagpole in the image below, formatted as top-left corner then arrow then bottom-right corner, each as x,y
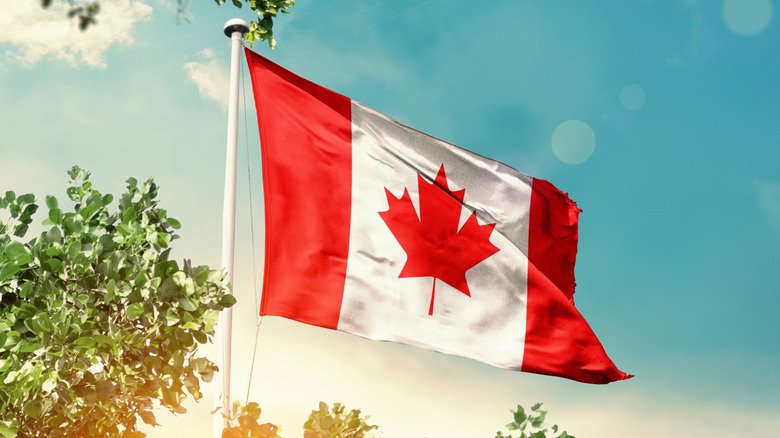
214,18 -> 249,438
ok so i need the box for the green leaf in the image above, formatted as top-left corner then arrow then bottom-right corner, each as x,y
3,370 -> 18,385
16,303 -> 38,319
0,421 -> 17,438
12,223 -> 28,237
95,334 -> 115,346
44,226 -> 62,244
505,422 -> 521,431
15,252 -> 33,266
4,241 -> 27,258
165,308 -> 180,326
192,329 -> 208,344
190,357 -> 210,372
63,215 -> 83,234
175,329 -> 194,348
115,223 -> 131,236
42,376 -> 57,393
74,337 -> 97,348
181,277 -> 195,296
531,410 -> 547,428
48,207 -> 63,225
45,258 -> 63,273
23,318 -> 43,335
172,270 -> 186,286
19,282 -> 32,298
203,310 -> 219,329
219,294 -> 237,307
45,195 -> 59,209
511,405 -> 527,427
158,277 -> 180,299
23,400 -> 42,420
178,297 -> 197,312
122,206 -> 137,224
17,193 -> 35,204
126,302 -> 145,320
0,261 -> 20,282
106,277 -> 116,296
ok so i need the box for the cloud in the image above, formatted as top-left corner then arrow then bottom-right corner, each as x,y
183,48 -> 229,109
757,180 -> 780,232
0,0 -> 152,69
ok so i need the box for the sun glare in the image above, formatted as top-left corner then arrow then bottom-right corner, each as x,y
551,120 -> 596,165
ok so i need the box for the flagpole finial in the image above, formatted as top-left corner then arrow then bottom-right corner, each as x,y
224,18 -> 249,38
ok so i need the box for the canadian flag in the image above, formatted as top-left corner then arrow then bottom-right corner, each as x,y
245,48 -> 630,384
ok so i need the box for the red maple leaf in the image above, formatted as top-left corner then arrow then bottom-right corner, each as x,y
379,165 -> 500,315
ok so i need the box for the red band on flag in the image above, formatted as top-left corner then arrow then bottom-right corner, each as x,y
245,49 -> 352,329
525,178 -> 631,383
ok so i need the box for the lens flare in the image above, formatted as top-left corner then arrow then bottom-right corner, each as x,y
551,120 -> 596,165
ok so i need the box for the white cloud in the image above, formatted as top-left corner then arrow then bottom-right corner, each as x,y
758,180 -> 780,232
183,48 -> 229,109
0,0 -> 152,69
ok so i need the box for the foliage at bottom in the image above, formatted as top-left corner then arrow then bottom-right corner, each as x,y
0,167 -> 235,437
495,403 -> 574,438
303,402 -> 377,438
221,400 -> 280,438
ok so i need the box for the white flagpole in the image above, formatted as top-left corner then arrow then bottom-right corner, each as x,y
214,18 -> 249,438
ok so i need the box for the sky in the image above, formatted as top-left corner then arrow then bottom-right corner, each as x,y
1,0 -> 780,436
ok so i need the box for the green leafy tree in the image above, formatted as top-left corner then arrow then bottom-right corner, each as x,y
495,403 -> 574,438
39,1 -> 296,48
303,402 -> 377,438
40,0 -> 100,30
0,167 -> 236,437
215,0 -> 295,48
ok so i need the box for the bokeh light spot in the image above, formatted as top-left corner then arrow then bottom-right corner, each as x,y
723,0 -> 773,36
551,120 -> 596,165
620,84 -> 646,111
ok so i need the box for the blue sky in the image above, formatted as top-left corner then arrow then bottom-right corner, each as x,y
2,0 -> 779,436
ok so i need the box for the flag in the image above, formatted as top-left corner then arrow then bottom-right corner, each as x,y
245,48 -> 631,384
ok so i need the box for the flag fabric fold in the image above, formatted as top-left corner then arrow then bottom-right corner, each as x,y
245,48 -> 630,384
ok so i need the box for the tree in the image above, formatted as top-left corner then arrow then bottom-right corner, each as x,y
0,166 -> 236,437
495,403 -> 574,438
39,0 -> 296,48
40,0 -> 100,30
215,0 -> 296,48
220,400 -> 280,438
303,402 -> 377,438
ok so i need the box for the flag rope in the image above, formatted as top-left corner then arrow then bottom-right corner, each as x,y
240,41 -> 263,327
240,41 -> 264,405
244,323 -> 262,406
